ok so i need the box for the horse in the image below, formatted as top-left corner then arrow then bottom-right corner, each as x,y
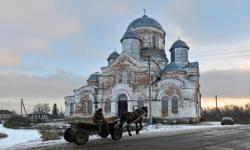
119,106 -> 148,136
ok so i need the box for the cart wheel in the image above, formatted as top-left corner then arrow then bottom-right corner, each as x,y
111,127 -> 122,141
99,124 -> 109,138
64,128 -> 73,142
74,129 -> 89,145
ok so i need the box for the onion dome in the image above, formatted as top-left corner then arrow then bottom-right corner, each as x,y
170,39 -> 189,51
127,15 -> 163,31
120,29 -> 140,42
107,51 -> 119,60
87,72 -> 101,81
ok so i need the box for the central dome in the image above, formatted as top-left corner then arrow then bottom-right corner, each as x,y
127,15 -> 163,31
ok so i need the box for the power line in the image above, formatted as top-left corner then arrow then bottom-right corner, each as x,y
192,49 -> 250,57
190,53 -> 250,61
191,45 -> 250,54
119,45 -> 250,62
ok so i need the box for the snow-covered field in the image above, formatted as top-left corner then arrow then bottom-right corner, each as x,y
0,124 -> 41,150
0,122 -> 241,150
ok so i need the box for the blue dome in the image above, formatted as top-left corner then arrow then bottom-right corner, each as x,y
170,39 -> 189,51
127,15 -> 164,31
88,72 -> 101,81
107,51 -> 119,60
162,63 -> 179,72
120,30 -> 140,42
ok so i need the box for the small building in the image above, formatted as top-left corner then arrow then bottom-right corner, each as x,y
0,110 -> 12,124
28,112 -> 52,120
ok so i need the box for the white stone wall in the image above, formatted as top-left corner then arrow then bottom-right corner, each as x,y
64,96 -> 75,117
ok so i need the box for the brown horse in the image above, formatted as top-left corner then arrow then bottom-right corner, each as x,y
119,106 -> 148,136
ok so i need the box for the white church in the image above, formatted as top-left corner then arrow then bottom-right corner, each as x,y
65,14 -> 201,123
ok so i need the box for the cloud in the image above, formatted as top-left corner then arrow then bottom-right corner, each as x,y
200,69 -> 250,97
0,52 -> 22,68
165,0 -> 250,47
0,0 -> 81,39
0,0 -> 81,68
0,70 -> 86,97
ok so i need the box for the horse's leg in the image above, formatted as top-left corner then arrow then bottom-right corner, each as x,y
139,120 -> 143,129
119,121 -> 124,129
127,124 -> 132,136
135,122 -> 139,134
137,120 -> 143,134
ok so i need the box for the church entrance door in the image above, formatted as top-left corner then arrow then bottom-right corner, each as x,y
118,94 -> 128,117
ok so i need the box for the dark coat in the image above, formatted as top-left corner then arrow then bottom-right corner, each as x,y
93,110 -> 105,123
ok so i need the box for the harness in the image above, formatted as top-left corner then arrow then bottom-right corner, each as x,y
128,109 -> 145,125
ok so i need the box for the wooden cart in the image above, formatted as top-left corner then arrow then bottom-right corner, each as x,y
64,120 -> 122,145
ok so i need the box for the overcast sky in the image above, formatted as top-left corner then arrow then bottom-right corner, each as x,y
0,0 -> 250,112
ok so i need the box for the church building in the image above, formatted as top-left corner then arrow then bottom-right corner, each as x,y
65,14 -> 201,123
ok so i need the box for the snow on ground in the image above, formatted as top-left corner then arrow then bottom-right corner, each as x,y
4,122 -> 242,150
0,124 -> 41,150
141,122 -> 224,135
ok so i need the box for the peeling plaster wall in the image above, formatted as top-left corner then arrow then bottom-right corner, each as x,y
65,51 -> 200,121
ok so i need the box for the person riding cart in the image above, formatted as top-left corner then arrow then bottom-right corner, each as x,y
93,108 -> 108,136
93,108 -> 106,124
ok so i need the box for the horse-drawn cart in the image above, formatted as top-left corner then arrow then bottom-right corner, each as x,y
64,119 -> 123,145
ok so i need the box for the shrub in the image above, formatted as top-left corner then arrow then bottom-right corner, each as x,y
0,132 -> 7,139
40,130 -> 60,141
3,115 -> 31,129
202,103 -> 250,124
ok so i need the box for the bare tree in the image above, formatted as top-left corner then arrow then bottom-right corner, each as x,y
52,103 -> 59,116
33,103 -> 51,113
202,103 -> 250,124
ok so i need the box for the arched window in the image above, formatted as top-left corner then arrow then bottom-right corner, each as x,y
171,96 -> 178,113
119,72 -> 122,83
70,103 -> 74,114
162,96 -> 168,114
105,99 -> 111,113
143,33 -> 150,48
137,97 -> 144,108
81,95 -> 93,114
152,35 -> 156,49
81,100 -> 87,113
87,100 -> 92,114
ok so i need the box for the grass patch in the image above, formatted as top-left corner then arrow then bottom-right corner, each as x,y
0,132 -> 7,139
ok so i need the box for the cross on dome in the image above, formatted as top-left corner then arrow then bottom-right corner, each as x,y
143,8 -> 146,16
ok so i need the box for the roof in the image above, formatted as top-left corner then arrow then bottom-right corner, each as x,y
162,62 -> 179,72
88,72 -> 101,81
170,39 -> 189,51
107,51 -> 119,60
29,111 -> 50,115
0,110 -> 12,114
120,29 -> 140,42
127,15 -> 164,31
185,62 -> 199,68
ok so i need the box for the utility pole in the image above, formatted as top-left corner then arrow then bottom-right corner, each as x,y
148,56 -> 152,125
215,95 -> 218,119
142,48 -> 153,125
21,98 -> 22,115
21,98 -> 27,116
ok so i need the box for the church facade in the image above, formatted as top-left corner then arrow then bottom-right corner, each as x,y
65,14 -> 201,123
